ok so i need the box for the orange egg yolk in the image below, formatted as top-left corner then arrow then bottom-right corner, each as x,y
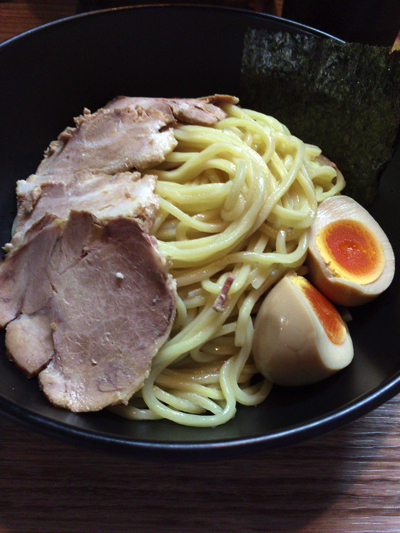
291,275 -> 346,345
316,219 -> 385,285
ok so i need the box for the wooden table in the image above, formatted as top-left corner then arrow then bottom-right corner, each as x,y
1,3 -> 400,532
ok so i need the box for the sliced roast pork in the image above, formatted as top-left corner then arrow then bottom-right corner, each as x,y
0,214 -> 62,330
106,94 -> 239,126
0,210 -> 177,411
34,105 -> 178,180
6,313 -> 55,377
12,172 -> 159,250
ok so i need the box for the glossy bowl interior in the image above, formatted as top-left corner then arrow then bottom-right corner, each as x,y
0,5 -> 399,459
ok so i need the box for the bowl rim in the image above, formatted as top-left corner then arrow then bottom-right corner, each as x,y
0,3 -> 344,50
2,371 -> 400,458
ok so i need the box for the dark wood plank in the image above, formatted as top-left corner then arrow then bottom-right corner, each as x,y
0,1 -> 78,44
2,398 -> 400,532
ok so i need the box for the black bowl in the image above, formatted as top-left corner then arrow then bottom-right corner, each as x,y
0,5 -> 399,460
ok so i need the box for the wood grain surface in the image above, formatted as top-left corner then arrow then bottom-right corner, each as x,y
2,400 -> 400,533
1,2 -> 400,532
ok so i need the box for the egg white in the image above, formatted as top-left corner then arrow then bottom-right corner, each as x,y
252,272 -> 354,387
306,195 -> 395,306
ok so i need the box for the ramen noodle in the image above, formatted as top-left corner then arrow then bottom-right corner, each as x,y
109,103 -> 345,427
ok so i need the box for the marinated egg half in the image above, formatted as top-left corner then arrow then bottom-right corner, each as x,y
306,195 -> 395,306
252,271 -> 353,386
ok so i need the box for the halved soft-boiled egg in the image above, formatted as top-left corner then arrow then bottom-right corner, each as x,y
252,271 -> 353,386
306,195 -> 395,306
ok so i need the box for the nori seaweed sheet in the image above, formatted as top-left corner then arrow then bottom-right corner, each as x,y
240,29 -> 400,206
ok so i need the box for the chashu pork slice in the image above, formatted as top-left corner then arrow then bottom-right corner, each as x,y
11,172 -> 159,250
106,94 -> 239,126
0,210 -> 177,412
33,105 -> 178,181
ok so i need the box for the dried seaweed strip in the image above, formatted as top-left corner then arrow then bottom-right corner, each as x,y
241,29 -> 400,205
